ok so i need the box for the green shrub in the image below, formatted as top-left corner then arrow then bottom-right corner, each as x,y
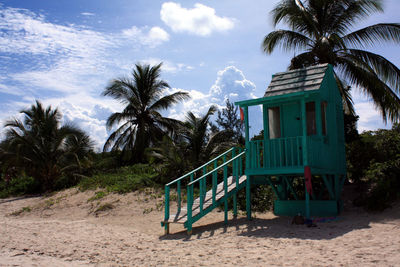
347,124 -> 400,210
0,175 -> 40,198
78,164 -> 158,193
235,184 -> 275,213
364,159 -> 400,211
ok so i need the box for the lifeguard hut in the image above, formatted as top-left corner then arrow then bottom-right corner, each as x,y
235,63 -> 346,219
162,63 -> 346,234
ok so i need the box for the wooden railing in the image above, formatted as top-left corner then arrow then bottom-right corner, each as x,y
249,136 -> 303,169
163,147 -> 245,232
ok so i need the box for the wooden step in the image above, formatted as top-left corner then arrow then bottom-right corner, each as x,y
166,175 -> 247,224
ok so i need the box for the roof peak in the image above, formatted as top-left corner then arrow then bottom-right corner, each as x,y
264,64 -> 330,97
272,63 -> 329,77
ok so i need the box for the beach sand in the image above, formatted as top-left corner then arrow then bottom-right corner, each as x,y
0,187 -> 399,266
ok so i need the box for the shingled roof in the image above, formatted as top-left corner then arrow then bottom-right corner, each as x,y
264,63 -> 329,97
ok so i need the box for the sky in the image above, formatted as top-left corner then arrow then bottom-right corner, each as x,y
0,0 -> 399,150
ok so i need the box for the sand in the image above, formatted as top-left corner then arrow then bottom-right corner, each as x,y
0,187 -> 399,267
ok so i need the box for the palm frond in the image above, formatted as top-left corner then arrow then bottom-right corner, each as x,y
337,56 -> 400,122
262,30 -> 313,54
149,91 -> 190,111
343,23 -> 400,48
346,49 -> 400,91
330,0 -> 383,35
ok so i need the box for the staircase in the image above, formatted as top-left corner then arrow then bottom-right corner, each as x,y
161,147 -> 246,234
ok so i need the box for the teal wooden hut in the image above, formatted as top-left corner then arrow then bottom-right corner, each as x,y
235,63 -> 346,219
162,63 -> 346,234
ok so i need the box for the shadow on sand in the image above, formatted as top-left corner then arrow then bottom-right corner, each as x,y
159,205 -> 400,242
0,195 -> 41,205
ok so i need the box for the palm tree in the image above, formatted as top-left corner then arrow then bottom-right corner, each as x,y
102,63 -> 189,163
262,0 -> 400,122
181,106 -> 235,167
1,101 -> 94,191
146,135 -> 188,183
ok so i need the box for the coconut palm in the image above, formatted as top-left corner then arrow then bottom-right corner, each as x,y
1,101 -> 93,191
181,106 -> 235,167
262,0 -> 400,122
102,63 -> 189,163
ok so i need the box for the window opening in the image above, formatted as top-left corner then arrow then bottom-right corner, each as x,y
268,107 -> 281,139
321,101 -> 328,135
306,102 -> 316,135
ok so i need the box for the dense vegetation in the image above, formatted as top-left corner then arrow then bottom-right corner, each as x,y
0,101 -> 94,193
347,123 -> 400,210
2,0 -> 400,213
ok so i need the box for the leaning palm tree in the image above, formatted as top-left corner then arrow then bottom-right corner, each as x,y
102,63 -> 189,163
262,0 -> 400,122
1,101 -> 94,191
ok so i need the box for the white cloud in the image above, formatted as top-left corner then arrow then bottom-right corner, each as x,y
0,6 -> 169,58
122,26 -> 169,48
81,12 -> 95,16
0,7 -> 112,57
139,58 -> 194,73
165,65 -> 255,121
354,101 -> 391,132
0,6 -> 173,97
210,66 -> 256,102
160,2 -> 235,36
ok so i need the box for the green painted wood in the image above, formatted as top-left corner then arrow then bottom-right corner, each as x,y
263,104 -> 269,168
182,175 -> 247,228
163,147 -> 248,233
244,106 -> 250,172
166,147 -> 235,187
212,160 -> 217,205
322,174 -> 335,200
283,176 -> 298,200
164,185 -> 170,224
266,176 -> 281,199
246,175 -> 251,220
188,151 -> 245,186
187,184 -> 193,233
177,180 -> 181,214
274,200 -> 338,216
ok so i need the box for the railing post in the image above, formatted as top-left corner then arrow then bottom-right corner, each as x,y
244,106 -> 250,172
187,184 -> 193,235
239,147 -> 243,175
223,154 -> 228,224
232,148 -> 236,181
202,166 -> 207,199
177,180 -> 181,214
263,104 -> 269,168
199,180 -> 203,213
164,185 -> 170,234
212,160 -> 217,206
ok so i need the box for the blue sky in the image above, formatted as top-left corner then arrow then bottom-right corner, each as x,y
0,0 -> 399,149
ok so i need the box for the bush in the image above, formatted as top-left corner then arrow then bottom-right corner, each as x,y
364,159 -> 400,211
347,124 -> 400,210
78,164 -> 159,193
0,175 -> 40,198
235,184 -> 275,213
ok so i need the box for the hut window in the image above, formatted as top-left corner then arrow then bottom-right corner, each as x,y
268,107 -> 281,139
321,101 -> 328,135
306,102 -> 316,135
